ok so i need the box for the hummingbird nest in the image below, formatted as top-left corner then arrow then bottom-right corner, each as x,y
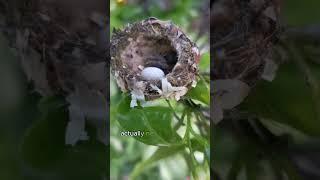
212,0 -> 280,86
111,18 -> 200,107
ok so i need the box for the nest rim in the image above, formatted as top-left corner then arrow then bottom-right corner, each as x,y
110,17 -> 200,101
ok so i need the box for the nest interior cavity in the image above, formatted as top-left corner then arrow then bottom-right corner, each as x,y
121,35 -> 178,75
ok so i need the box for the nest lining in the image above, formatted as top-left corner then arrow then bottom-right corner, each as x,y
120,34 -> 178,75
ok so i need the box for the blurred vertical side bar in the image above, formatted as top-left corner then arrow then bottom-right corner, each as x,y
210,0 -> 214,179
211,1 -> 294,180
106,0 -> 111,178
0,0 -> 110,179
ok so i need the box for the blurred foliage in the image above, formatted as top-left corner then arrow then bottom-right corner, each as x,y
213,1 -> 320,180
0,33 -> 108,180
283,0 -> 320,26
242,56 -> 320,136
111,0 -> 202,30
110,0 -> 210,179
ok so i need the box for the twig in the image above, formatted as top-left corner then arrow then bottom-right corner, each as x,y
195,113 -> 206,137
174,110 -> 186,131
166,99 -> 185,127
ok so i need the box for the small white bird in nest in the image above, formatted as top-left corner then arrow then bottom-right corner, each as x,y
141,67 -> 165,81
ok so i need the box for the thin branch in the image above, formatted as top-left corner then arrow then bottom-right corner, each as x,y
166,99 -> 181,120
174,110 -> 186,131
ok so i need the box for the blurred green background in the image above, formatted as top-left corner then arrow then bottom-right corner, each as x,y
0,33 -> 108,179
212,1 -> 320,180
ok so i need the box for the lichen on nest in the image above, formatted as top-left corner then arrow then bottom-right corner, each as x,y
111,17 -> 200,107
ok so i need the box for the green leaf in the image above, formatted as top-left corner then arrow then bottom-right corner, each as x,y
241,61 -> 320,136
245,155 -> 259,180
199,52 -> 210,72
21,96 -> 108,178
129,144 -> 185,180
21,97 -> 68,170
186,78 -> 210,105
37,96 -> 66,113
227,151 -> 245,180
269,154 -> 303,180
284,0 -> 320,26
190,138 -> 205,152
116,95 -> 181,146
58,141 -> 109,180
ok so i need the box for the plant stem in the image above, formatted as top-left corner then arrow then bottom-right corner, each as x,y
166,99 -> 183,122
174,110 -> 186,131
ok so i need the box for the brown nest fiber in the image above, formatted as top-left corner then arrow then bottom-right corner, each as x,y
111,17 -> 200,106
212,0 -> 280,86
